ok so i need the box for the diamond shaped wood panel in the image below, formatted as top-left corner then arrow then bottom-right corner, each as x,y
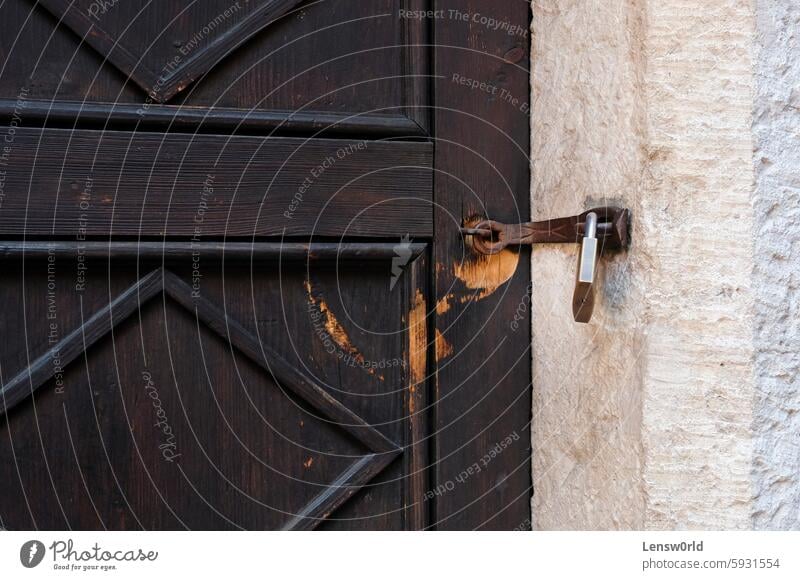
0,268 -> 401,529
35,0 -> 306,102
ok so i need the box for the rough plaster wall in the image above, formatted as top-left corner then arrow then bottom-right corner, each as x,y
530,0 -> 648,530
531,0 -> 756,529
752,0 -> 800,530
641,0 -> 755,530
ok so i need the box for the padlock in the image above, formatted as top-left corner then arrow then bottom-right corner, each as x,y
572,211 -> 598,323
460,207 -> 629,323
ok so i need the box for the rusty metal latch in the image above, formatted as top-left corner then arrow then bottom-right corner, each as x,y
459,206 -> 630,323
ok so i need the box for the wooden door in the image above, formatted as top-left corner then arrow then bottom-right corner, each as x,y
0,0 -> 531,530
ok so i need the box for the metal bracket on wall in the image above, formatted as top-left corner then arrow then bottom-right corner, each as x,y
460,207 -> 630,323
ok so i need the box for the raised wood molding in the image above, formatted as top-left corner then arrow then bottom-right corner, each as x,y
0,241 -> 429,262
400,0 -> 432,133
0,99 -> 428,138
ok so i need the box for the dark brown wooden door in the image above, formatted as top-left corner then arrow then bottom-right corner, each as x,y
0,0 -> 531,530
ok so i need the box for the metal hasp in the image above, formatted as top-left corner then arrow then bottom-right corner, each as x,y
460,206 -> 630,323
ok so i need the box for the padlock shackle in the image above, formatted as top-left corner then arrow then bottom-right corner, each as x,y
584,211 -> 598,239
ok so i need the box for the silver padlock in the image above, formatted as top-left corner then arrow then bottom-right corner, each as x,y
572,212 -> 598,323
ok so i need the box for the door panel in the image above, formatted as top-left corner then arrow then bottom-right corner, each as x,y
0,0 -> 429,129
0,252 -> 426,530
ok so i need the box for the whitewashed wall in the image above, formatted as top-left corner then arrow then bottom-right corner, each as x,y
752,0 -> 800,530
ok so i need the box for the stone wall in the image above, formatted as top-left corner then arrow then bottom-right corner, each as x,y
752,0 -> 800,530
529,0 -> 794,529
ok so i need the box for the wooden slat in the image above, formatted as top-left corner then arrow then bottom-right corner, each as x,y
401,0 -> 432,133
0,241 -> 428,261
0,99 -> 427,138
0,127 -> 432,238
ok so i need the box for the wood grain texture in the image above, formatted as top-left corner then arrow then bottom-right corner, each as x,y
282,452 -> 399,530
161,270 -> 399,454
401,0 -> 432,133
0,127 -> 432,238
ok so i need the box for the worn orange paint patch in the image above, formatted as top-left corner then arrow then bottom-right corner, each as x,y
304,279 -> 381,379
435,293 -> 454,315
435,329 -> 454,360
407,289 -> 427,413
453,247 -> 519,301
